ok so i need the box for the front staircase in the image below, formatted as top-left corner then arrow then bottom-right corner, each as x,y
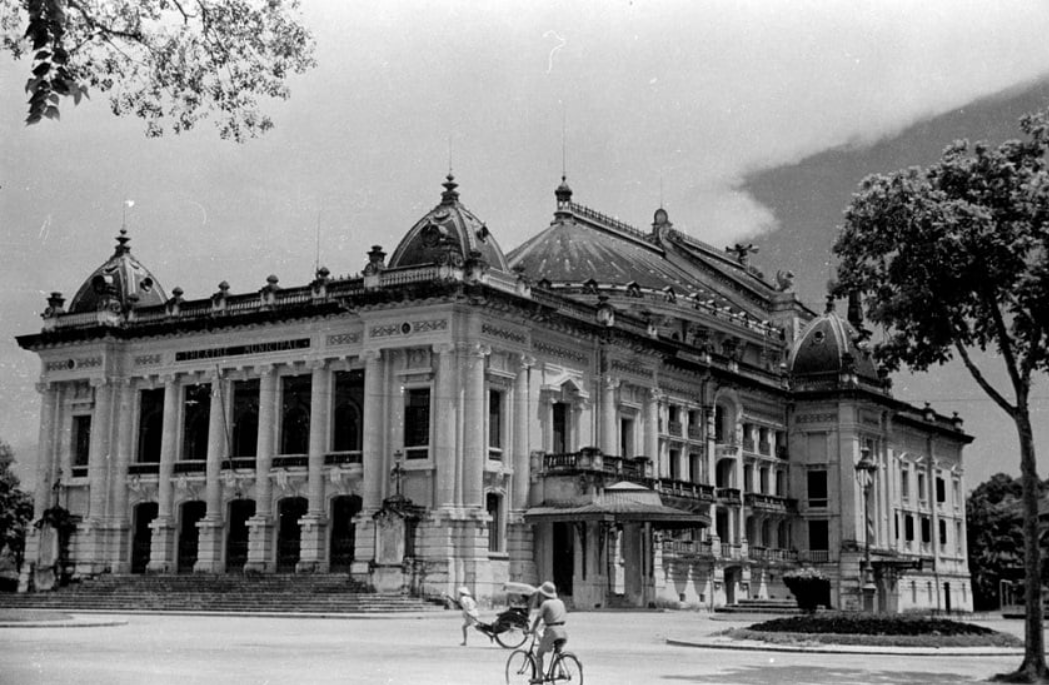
0,573 -> 446,614
714,597 -> 801,615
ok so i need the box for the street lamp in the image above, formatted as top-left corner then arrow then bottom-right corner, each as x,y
855,446 -> 878,612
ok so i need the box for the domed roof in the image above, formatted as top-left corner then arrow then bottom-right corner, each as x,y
387,174 -> 510,273
68,229 -> 168,314
789,303 -> 879,380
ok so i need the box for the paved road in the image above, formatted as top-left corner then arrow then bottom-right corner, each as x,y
0,610 -> 1029,685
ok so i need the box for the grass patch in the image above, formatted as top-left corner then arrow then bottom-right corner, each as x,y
720,612 -> 1022,649
0,609 -> 74,623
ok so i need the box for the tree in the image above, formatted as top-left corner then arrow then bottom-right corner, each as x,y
0,440 -> 33,572
833,110 -> 1049,682
0,0 -> 316,141
966,474 -> 1033,610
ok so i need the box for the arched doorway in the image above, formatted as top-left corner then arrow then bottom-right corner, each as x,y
724,565 -> 741,605
329,495 -> 362,572
226,499 -> 255,572
277,497 -> 308,572
177,500 -> 206,573
131,502 -> 158,574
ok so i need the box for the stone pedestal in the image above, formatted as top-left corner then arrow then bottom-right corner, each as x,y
147,519 -> 177,573
296,514 -> 327,573
193,518 -> 226,573
244,516 -> 274,573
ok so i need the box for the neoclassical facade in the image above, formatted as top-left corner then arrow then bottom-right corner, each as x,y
16,174 -> 972,612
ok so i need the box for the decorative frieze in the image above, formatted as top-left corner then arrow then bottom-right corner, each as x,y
370,318 -> 448,338
533,341 -> 589,365
175,338 -> 310,362
796,412 -> 837,424
45,356 -> 102,372
481,323 -> 528,345
326,333 -> 360,346
134,354 -> 163,367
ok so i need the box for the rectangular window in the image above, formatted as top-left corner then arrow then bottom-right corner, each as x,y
808,520 -> 829,551
72,415 -> 92,467
231,379 -> 260,458
921,516 -> 931,544
807,470 -> 828,508
182,383 -> 212,461
136,388 -> 164,463
552,402 -> 569,454
939,519 -> 948,547
620,417 -> 635,458
689,452 -> 703,483
905,514 -> 915,541
936,476 -> 946,504
918,472 -> 927,503
953,480 -> 961,509
488,389 -> 503,460
332,370 -> 364,453
280,375 -> 311,455
955,521 -> 963,553
486,492 -> 503,553
901,469 -> 910,501
895,513 -> 900,540
404,387 -> 431,459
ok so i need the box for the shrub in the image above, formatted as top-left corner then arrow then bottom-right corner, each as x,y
782,567 -> 829,613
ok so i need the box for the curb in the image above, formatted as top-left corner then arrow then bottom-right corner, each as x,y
666,636 -> 1024,658
0,614 -> 130,629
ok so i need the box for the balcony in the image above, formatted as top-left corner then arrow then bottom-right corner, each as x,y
173,460 -> 205,474
656,478 -> 716,506
324,451 -> 362,466
798,550 -> 831,564
271,455 -> 308,468
667,420 -> 683,437
687,425 -> 703,440
744,492 -> 790,514
747,547 -> 797,564
742,437 -> 756,453
715,487 -> 742,504
542,450 -> 652,481
720,543 -> 742,560
758,441 -> 771,456
128,463 -> 160,475
661,539 -> 714,558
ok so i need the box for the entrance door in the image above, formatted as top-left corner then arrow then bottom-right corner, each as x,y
329,495 -> 362,572
131,502 -> 158,574
552,522 -> 575,597
226,499 -> 255,572
177,501 -> 206,573
724,566 -> 739,605
277,497 -> 308,572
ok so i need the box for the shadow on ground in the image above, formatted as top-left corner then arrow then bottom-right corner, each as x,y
665,665 -> 988,684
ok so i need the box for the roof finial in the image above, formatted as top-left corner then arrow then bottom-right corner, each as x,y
116,199 -> 134,254
441,172 -> 459,205
561,105 -> 567,181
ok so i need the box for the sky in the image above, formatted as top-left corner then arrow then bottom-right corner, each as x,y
2,0 -> 1049,492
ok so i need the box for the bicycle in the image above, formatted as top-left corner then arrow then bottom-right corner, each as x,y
505,630 -> 583,685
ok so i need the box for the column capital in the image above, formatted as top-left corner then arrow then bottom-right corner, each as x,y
459,342 -> 491,358
307,358 -> 329,372
89,377 -> 111,389
603,376 -> 621,391
648,387 -> 663,402
35,381 -> 54,394
361,348 -> 382,363
254,363 -> 278,376
433,342 -> 456,356
518,353 -> 536,370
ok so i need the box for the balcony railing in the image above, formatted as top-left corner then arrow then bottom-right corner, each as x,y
687,426 -> 703,440
324,451 -> 363,466
742,438 -> 756,453
715,487 -> 742,504
667,420 -> 683,437
758,441 -> 771,456
744,492 -> 789,513
748,547 -> 797,563
720,543 -> 742,560
272,455 -> 308,468
798,550 -> 831,563
128,463 -> 161,475
656,478 -> 716,503
543,450 -> 652,481
661,539 -> 714,558
173,461 -> 205,474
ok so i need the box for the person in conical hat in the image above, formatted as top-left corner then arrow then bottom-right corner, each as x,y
457,586 -> 480,646
529,581 -> 568,682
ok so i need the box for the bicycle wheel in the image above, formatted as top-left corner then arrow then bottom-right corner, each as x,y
505,649 -> 536,685
495,623 -> 528,649
551,652 -> 583,684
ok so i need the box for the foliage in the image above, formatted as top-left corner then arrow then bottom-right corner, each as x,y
782,567 -> 829,614
35,505 -> 77,533
0,441 -> 34,568
965,473 -> 1049,611
0,0 -> 317,141
833,109 -> 1049,682
723,613 -> 1023,649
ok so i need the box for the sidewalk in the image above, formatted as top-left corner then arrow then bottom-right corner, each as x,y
667,631 -> 1026,657
0,611 -> 129,628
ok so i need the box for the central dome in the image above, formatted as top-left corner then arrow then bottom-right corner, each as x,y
387,174 -> 510,273
67,229 -> 168,314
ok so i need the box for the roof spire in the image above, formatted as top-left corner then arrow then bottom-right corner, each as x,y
441,172 -> 459,205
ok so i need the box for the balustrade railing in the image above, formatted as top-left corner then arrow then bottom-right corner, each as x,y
715,487 -> 742,504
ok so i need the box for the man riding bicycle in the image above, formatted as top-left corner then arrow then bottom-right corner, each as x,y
528,581 -> 567,683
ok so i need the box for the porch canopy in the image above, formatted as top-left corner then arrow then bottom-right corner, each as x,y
524,482 -> 710,529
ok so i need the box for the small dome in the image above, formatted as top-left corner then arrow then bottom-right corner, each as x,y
387,174 -> 510,272
68,229 -> 168,314
789,307 -> 878,380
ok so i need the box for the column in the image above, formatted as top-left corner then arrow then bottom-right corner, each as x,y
353,350 -> 383,575
246,364 -> 277,573
434,343 -> 459,509
108,378 -> 134,571
600,377 -> 612,457
644,389 -> 660,465
21,383 -> 60,591
80,378 -> 113,575
299,360 -> 331,572
194,372 -> 228,573
704,406 -> 719,550
462,344 -> 488,509
511,355 -> 534,511
149,374 -> 179,573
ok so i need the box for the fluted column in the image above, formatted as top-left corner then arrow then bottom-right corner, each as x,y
149,374 -> 180,573
33,382 -> 60,517
298,360 -> 331,572
511,355 -> 534,511
462,344 -> 489,509
246,364 -> 277,573
434,343 -> 459,509
361,350 -> 384,513
86,379 -> 114,523
195,372 -> 228,573
600,376 -> 618,455
108,378 -> 134,571
644,388 -> 660,467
